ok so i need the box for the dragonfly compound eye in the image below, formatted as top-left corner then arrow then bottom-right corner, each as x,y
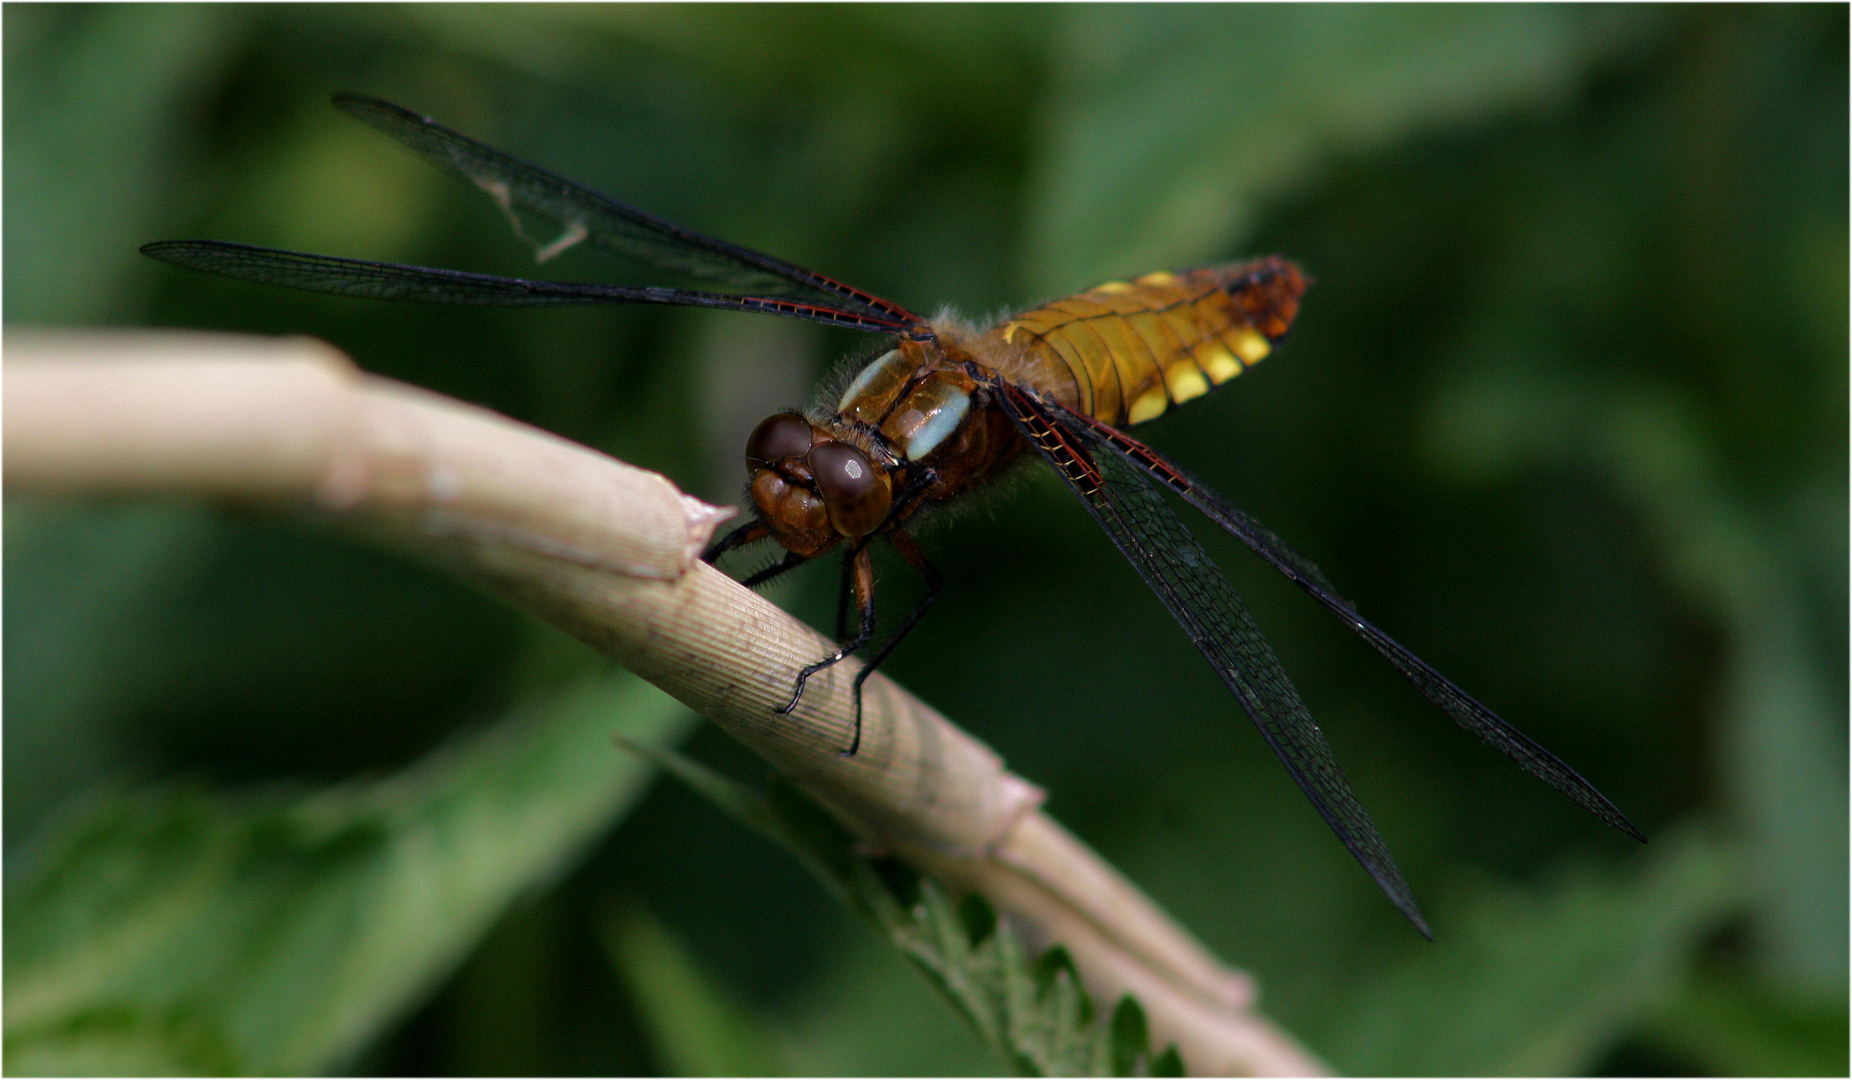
745,412 -> 816,467
808,441 -> 892,537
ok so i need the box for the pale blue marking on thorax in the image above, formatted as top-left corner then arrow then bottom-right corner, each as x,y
904,390 -> 969,460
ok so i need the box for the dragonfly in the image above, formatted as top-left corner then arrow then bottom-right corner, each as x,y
143,94 -> 1644,936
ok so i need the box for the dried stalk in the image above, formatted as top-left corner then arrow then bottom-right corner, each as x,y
4,328 -> 1326,1076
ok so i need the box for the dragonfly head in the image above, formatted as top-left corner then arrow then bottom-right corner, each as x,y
745,412 -> 893,555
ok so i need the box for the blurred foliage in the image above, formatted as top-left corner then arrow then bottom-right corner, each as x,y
599,897 -> 790,1077
5,671 -> 695,1073
4,4 -> 1844,1075
632,740 -> 1186,1076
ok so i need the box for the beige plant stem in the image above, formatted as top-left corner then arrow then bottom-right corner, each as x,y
4,328 -> 1326,1077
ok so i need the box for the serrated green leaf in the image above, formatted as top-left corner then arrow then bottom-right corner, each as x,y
1109,995 -> 1148,1077
636,744 -> 1183,1077
5,670 -> 696,1075
960,892 -> 1000,947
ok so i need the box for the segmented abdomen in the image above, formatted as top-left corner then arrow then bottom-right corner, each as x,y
987,258 -> 1305,428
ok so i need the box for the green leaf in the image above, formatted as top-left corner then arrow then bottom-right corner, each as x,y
629,742 -> 1184,1077
960,892 -> 1000,948
3,501 -> 221,848
1032,947 -> 1092,1028
1324,827 -> 1745,1075
5,670 -> 697,1075
1022,6 -> 1665,293
1635,967 -> 1850,1077
3,3 -> 247,323
1429,367 -> 1850,995
1108,995 -> 1148,1077
1102,994 -> 1182,1078
598,897 -> 787,1076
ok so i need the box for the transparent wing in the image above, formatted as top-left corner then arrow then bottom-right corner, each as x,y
999,382 -> 1431,936
139,240 -> 920,334
332,94 -> 921,328
1048,402 -> 1645,843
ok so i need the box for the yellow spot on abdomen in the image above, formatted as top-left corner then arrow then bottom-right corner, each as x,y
1230,327 -> 1271,366
1196,343 -> 1242,383
1134,270 -> 1179,287
1127,386 -> 1169,424
1164,361 -> 1210,404
1093,280 -> 1135,295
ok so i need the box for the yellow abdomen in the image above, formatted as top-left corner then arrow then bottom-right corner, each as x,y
985,258 -> 1305,427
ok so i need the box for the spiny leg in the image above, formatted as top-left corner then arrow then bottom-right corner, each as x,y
841,530 -> 942,756
742,549 -> 809,588
704,520 -> 771,563
778,541 -> 876,720
706,519 -> 809,588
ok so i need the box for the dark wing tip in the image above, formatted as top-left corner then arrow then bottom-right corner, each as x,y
331,93 -> 439,135
331,91 -> 402,117
140,239 -> 207,265
1519,740 -> 1648,843
1360,861 -> 1430,938
1338,828 -> 1432,939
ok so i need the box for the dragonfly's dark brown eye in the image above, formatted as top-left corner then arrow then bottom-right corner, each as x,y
808,440 -> 891,537
746,412 -> 815,467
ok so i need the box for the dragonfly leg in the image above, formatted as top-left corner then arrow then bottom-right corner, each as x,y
835,545 -> 856,642
741,549 -> 809,588
779,542 -> 876,723
704,519 -> 772,563
840,531 -> 942,756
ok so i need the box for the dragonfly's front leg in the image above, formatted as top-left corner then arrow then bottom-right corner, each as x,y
707,521 -> 812,588
841,531 -> 941,755
741,550 -> 809,588
703,520 -> 770,563
792,531 -> 945,756
779,542 -> 876,725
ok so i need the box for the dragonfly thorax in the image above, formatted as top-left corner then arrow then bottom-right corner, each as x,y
836,340 -> 980,463
744,334 -> 1025,556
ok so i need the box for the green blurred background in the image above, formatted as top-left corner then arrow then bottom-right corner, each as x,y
6,4 -> 1845,1075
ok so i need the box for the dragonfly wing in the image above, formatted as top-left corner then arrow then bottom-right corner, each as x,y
332,95 -> 923,330
139,241 -> 918,334
1000,384 -> 1430,936
1043,403 -> 1645,843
